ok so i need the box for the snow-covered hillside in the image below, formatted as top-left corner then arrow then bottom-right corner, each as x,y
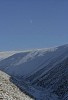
0,44 -> 68,100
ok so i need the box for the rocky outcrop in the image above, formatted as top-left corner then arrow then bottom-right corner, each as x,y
0,71 -> 33,100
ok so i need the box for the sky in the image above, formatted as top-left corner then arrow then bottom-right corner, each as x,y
0,0 -> 68,51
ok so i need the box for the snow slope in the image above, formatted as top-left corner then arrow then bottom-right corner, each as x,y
0,44 -> 68,100
0,51 -> 23,61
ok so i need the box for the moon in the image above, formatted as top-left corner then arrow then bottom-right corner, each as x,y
30,20 -> 32,24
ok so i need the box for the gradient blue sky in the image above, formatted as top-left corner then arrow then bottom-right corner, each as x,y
0,0 -> 68,51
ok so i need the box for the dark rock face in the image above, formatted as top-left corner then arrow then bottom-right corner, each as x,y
27,57 -> 68,99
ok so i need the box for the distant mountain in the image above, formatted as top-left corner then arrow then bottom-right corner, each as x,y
0,44 -> 68,100
0,51 -> 22,60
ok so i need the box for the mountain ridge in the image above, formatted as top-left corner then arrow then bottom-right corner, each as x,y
0,44 -> 68,100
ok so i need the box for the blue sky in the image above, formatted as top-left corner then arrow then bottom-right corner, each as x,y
0,0 -> 68,51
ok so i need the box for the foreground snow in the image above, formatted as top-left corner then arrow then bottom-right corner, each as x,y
0,71 -> 34,100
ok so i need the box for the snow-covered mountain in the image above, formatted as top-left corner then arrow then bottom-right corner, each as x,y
0,44 -> 68,100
